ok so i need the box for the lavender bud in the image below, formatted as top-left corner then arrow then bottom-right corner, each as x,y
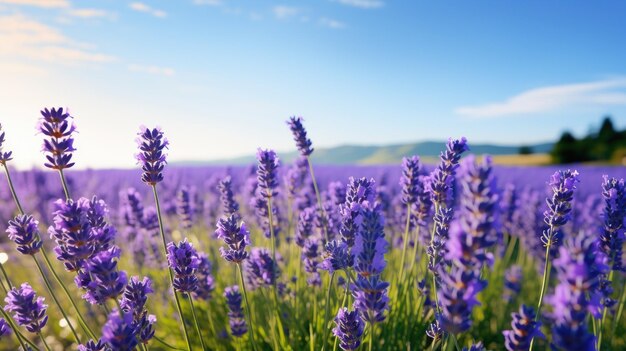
332,307 -> 364,351
135,126 -> 168,185
38,107 -> 76,170
4,283 -> 48,334
166,239 -> 200,293
6,214 -> 43,255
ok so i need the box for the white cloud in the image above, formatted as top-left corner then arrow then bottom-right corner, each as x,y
129,2 -> 166,18
67,8 -> 114,19
335,0 -> 384,9
193,0 -> 222,5
319,17 -> 345,29
0,0 -> 69,8
273,5 -> 298,19
455,78 -> 626,118
128,64 -> 175,77
0,14 -> 116,63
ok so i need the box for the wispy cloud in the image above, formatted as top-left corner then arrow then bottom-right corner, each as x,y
455,78 -> 626,118
335,0 -> 384,9
67,8 -> 114,19
128,64 -> 175,77
0,14 -> 115,63
129,2 -> 167,18
273,5 -> 299,19
193,0 -> 222,5
319,17 -> 345,29
0,0 -> 69,8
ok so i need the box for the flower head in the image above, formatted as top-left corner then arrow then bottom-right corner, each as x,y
400,156 -> 422,205
166,239 -> 200,293
0,124 -> 14,163
427,137 -> 469,207
542,170 -> 579,248
256,148 -> 279,198
436,267 -> 486,334
503,305 -> 544,351
224,285 -> 247,337
6,214 -> 43,255
599,175 -> 626,271
135,126 -> 168,185
287,116 -> 314,156
245,248 -> 279,289
0,318 -> 12,340
102,310 -> 138,351
219,176 -> 240,219
194,253 -> 216,301
76,247 -> 128,305
333,307 -> 364,351
176,186 -> 194,229
216,215 -> 250,263
320,240 -> 354,272
38,107 -> 76,170
4,283 -> 48,333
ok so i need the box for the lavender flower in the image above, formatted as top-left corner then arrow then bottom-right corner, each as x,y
320,240 -> 354,272
120,276 -> 156,344
256,148 -> 279,198
339,177 -> 375,248
176,186 -> 194,229
4,283 -> 48,333
503,305 -> 543,351
224,285 -> 247,337
427,137 -> 469,207
0,318 -> 11,339
0,125 -> 13,163
287,116 -> 314,156
38,107 -> 76,170
436,267 -> 486,334
599,175 -> 626,271
102,310 -> 138,351
426,320 -> 444,341
400,155 -> 421,205
245,248 -> 279,289
352,202 -> 389,324
302,239 -> 321,286
78,339 -> 110,351
219,176 -> 240,219
295,207 -> 316,247
6,214 -> 43,255
503,265 -> 522,303
194,253 -> 216,301
121,188 -> 144,228
333,307 -> 364,351
166,239 -> 200,293
135,126 -> 168,185
542,170 -> 579,250
216,214 -> 250,263
462,342 -> 486,351
76,247 -> 128,305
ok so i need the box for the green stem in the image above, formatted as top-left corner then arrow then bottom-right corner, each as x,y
237,263 -> 258,351
614,275 -> 626,337
58,169 -> 72,200
38,332 -> 52,351
151,185 -> 192,351
529,243 -> 552,351
188,295 -> 207,351
32,255 -> 81,344
321,272 -> 336,351
2,164 -> 25,214
0,264 -> 10,292
368,324 -> 374,351
306,158 -> 329,242
266,195 -> 287,346
40,248 -> 97,340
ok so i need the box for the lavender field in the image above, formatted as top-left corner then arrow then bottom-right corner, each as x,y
0,111 -> 624,351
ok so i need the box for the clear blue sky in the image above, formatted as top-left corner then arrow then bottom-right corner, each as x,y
1,0 -> 626,168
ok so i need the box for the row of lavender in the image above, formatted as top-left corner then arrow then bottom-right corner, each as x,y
0,110 -> 623,350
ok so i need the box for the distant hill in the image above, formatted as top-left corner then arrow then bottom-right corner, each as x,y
172,141 -> 554,166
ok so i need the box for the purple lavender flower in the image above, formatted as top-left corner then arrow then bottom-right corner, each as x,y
599,175 -> 626,271
245,248 -> 279,289
0,318 -> 11,339
252,190 -> 282,240
216,215 -> 250,263
121,188 -> 144,228
427,207 -> 453,276
6,214 -> 43,255
38,107 -> 76,170
76,247 -> 128,305
503,265 -> 522,303
285,157 -> 309,201
339,177 -> 375,248
166,239 -> 200,293
120,276 -> 156,345
256,148 -> 279,198
78,339 -> 110,351
400,156 -> 422,205
352,202 -> 389,324
0,125 -> 14,163
302,239 -> 321,286
135,126 -> 168,185
503,305 -> 543,351
462,342 -> 486,351
102,310 -> 138,351
427,137 -> 469,207
436,267 -> 486,334
224,285 -> 247,337
287,116 -> 314,156
295,207 -> 316,247
542,170 -> 579,250
426,320 -> 444,341
176,186 -> 194,229
4,283 -> 48,334
219,176 -> 240,219
332,307 -> 364,351
194,253 -> 216,301
320,240 -> 354,272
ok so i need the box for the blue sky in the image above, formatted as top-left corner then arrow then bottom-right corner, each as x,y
1,0 -> 626,169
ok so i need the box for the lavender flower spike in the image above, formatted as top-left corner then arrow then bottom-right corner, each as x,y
542,169 -> 579,249
333,307 -> 364,351
256,148 -> 280,198
320,240 -> 354,273
224,285 -> 247,337
427,137 -> 469,207
0,318 -> 11,340
219,176 -> 240,219
599,175 -> 626,271
503,305 -> 544,351
6,214 -> 43,255
216,215 -> 250,263
38,107 -> 77,170
0,124 -> 13,163
78,339 -> 109,351
166,239 -> 201,293
400,155 -> 422,205
176,186 -> 194,229
4,283 -> 48,334
135,126 -> 168,185
287,116 -> 314,156
102,309 -> 138,351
